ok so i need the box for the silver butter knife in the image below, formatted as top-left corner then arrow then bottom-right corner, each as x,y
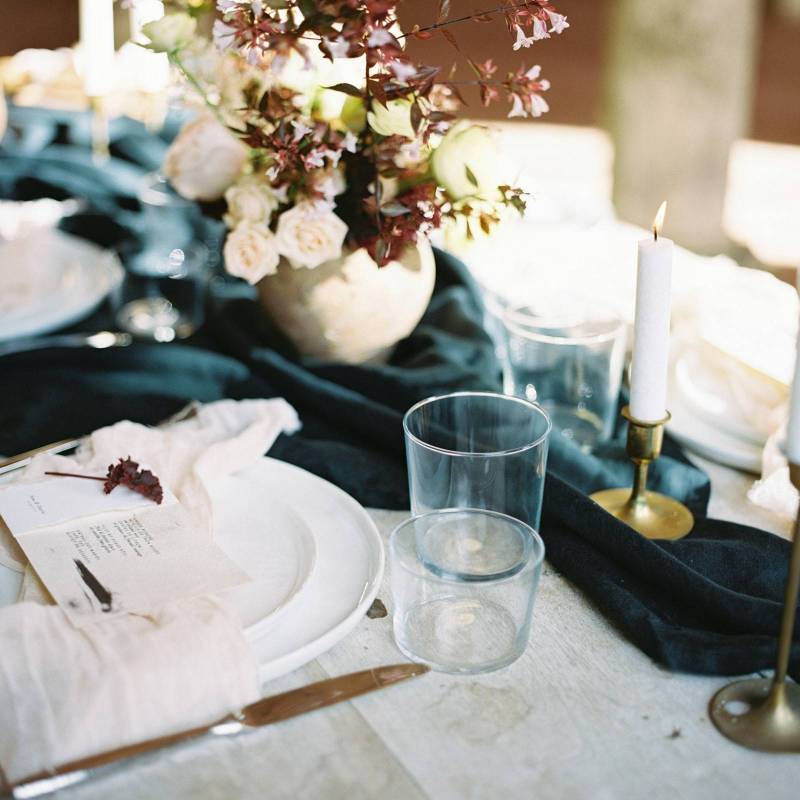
4,663 -> 428,798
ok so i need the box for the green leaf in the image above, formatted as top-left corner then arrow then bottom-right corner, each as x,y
297,0 -> 315,19
464,165 -> 479,188
323,83 -> 365,98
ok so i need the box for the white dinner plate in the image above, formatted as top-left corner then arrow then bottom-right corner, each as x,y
0,457 -> 385,684
667,381 -> 763,474
0,230 -> 123,342
673,347 -> 768,447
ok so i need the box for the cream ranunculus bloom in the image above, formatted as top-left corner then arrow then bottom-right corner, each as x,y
163,114 -> 248,201
142,13 -> 197,54
431,121 -> 507,201
224,177 -> 280,227
367,98 -> 415,139
223,221 -> 280,284
275,202 -> 348,269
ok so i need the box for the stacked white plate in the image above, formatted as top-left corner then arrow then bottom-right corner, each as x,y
667,267 -> 796,473
0,228 -> 123,342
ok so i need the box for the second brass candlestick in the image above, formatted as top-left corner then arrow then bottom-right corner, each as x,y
707,462 -> 800,752
590,406 -> 694,540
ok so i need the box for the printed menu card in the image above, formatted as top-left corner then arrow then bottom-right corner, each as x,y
0,474 -> 250,625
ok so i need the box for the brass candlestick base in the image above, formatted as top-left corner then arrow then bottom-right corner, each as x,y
590,406 -> 694,541
708,464 -> 800,752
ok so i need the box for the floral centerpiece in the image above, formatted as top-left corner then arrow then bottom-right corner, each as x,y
141,0 -> 567,362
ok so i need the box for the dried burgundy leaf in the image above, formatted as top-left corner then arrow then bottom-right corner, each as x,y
104,457 -> 164,505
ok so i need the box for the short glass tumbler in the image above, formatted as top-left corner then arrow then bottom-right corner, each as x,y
390,509 -> 545,673
404,392 -> 551,532
502,302 -> 626,451
113,243 -> 209,341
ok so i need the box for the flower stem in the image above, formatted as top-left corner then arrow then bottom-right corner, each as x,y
44,471 -> 106,482
397,1 -> 543,40
170,53 -> 228,128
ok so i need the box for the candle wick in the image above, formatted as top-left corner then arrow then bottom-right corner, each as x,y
653,227 -> 658,242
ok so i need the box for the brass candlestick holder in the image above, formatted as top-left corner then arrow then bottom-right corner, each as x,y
708,463 -> 800,752
590,406 -> 694,540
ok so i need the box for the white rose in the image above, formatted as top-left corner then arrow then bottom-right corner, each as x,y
367,98 -> 415,139
163,114 -> 248,201
275,202 -> 348,269
431,122 -> 507,200
224,177 -> 280,227
142,13 -> 197,53
223,222 -> 280,284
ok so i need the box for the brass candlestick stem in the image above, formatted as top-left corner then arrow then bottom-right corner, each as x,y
708,463 -> 800,752
590,406 -> 694,540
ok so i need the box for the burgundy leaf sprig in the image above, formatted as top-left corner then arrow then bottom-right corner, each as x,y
45,457 -> 164,505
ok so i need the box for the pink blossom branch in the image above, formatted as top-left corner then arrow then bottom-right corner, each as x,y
396,1 -> 546,40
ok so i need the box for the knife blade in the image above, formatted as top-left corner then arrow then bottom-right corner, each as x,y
5,663 -> 428,798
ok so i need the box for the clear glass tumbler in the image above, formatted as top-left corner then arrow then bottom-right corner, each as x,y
501,301 -> 626,451
403,392 -> 551,532
113,243 -> 209,341
390,509 -> 545,673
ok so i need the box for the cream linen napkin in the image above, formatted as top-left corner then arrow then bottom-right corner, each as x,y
748,424 -> 798,523
0,398 -> 301,784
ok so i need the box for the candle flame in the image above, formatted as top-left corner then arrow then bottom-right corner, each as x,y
652,201 -> 667,241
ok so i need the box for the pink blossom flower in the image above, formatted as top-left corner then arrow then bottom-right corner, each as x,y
530,93 -> 549,117
389,60 -> 417,83
213,19 -> 237,51
507,93 -> 526,118
532,17 -> 549,41
525,65 -> 542,81
547,11 -> 570,35
342,131 -> 358,153
512,25 -> 535,51
325,36 -> 351,59
304,150 -> 326,169
291,120 -> 314,142
367,27 -> 394,47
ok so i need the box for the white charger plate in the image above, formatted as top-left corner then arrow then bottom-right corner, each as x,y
0,230 -> 123,342
667,380 -> 763,473
0,457 -> 385,684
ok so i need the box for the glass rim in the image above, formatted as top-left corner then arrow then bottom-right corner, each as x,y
389,508 -> 545,582
403,391 -> 552,458
502,303 -> 627,346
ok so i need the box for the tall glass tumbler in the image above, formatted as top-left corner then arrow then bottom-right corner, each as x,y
502,302 -> 626,451
403,392 -> 551,531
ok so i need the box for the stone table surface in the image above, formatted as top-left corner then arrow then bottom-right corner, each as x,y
58,453 -> 800,800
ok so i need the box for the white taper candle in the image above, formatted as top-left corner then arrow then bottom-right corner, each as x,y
79,0 -> 115,97
629,202 -> 673,422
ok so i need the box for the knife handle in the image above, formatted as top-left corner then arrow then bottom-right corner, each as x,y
5,718 -> 244,798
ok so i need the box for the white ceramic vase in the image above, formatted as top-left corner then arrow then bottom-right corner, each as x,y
257,237 -> 436,364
